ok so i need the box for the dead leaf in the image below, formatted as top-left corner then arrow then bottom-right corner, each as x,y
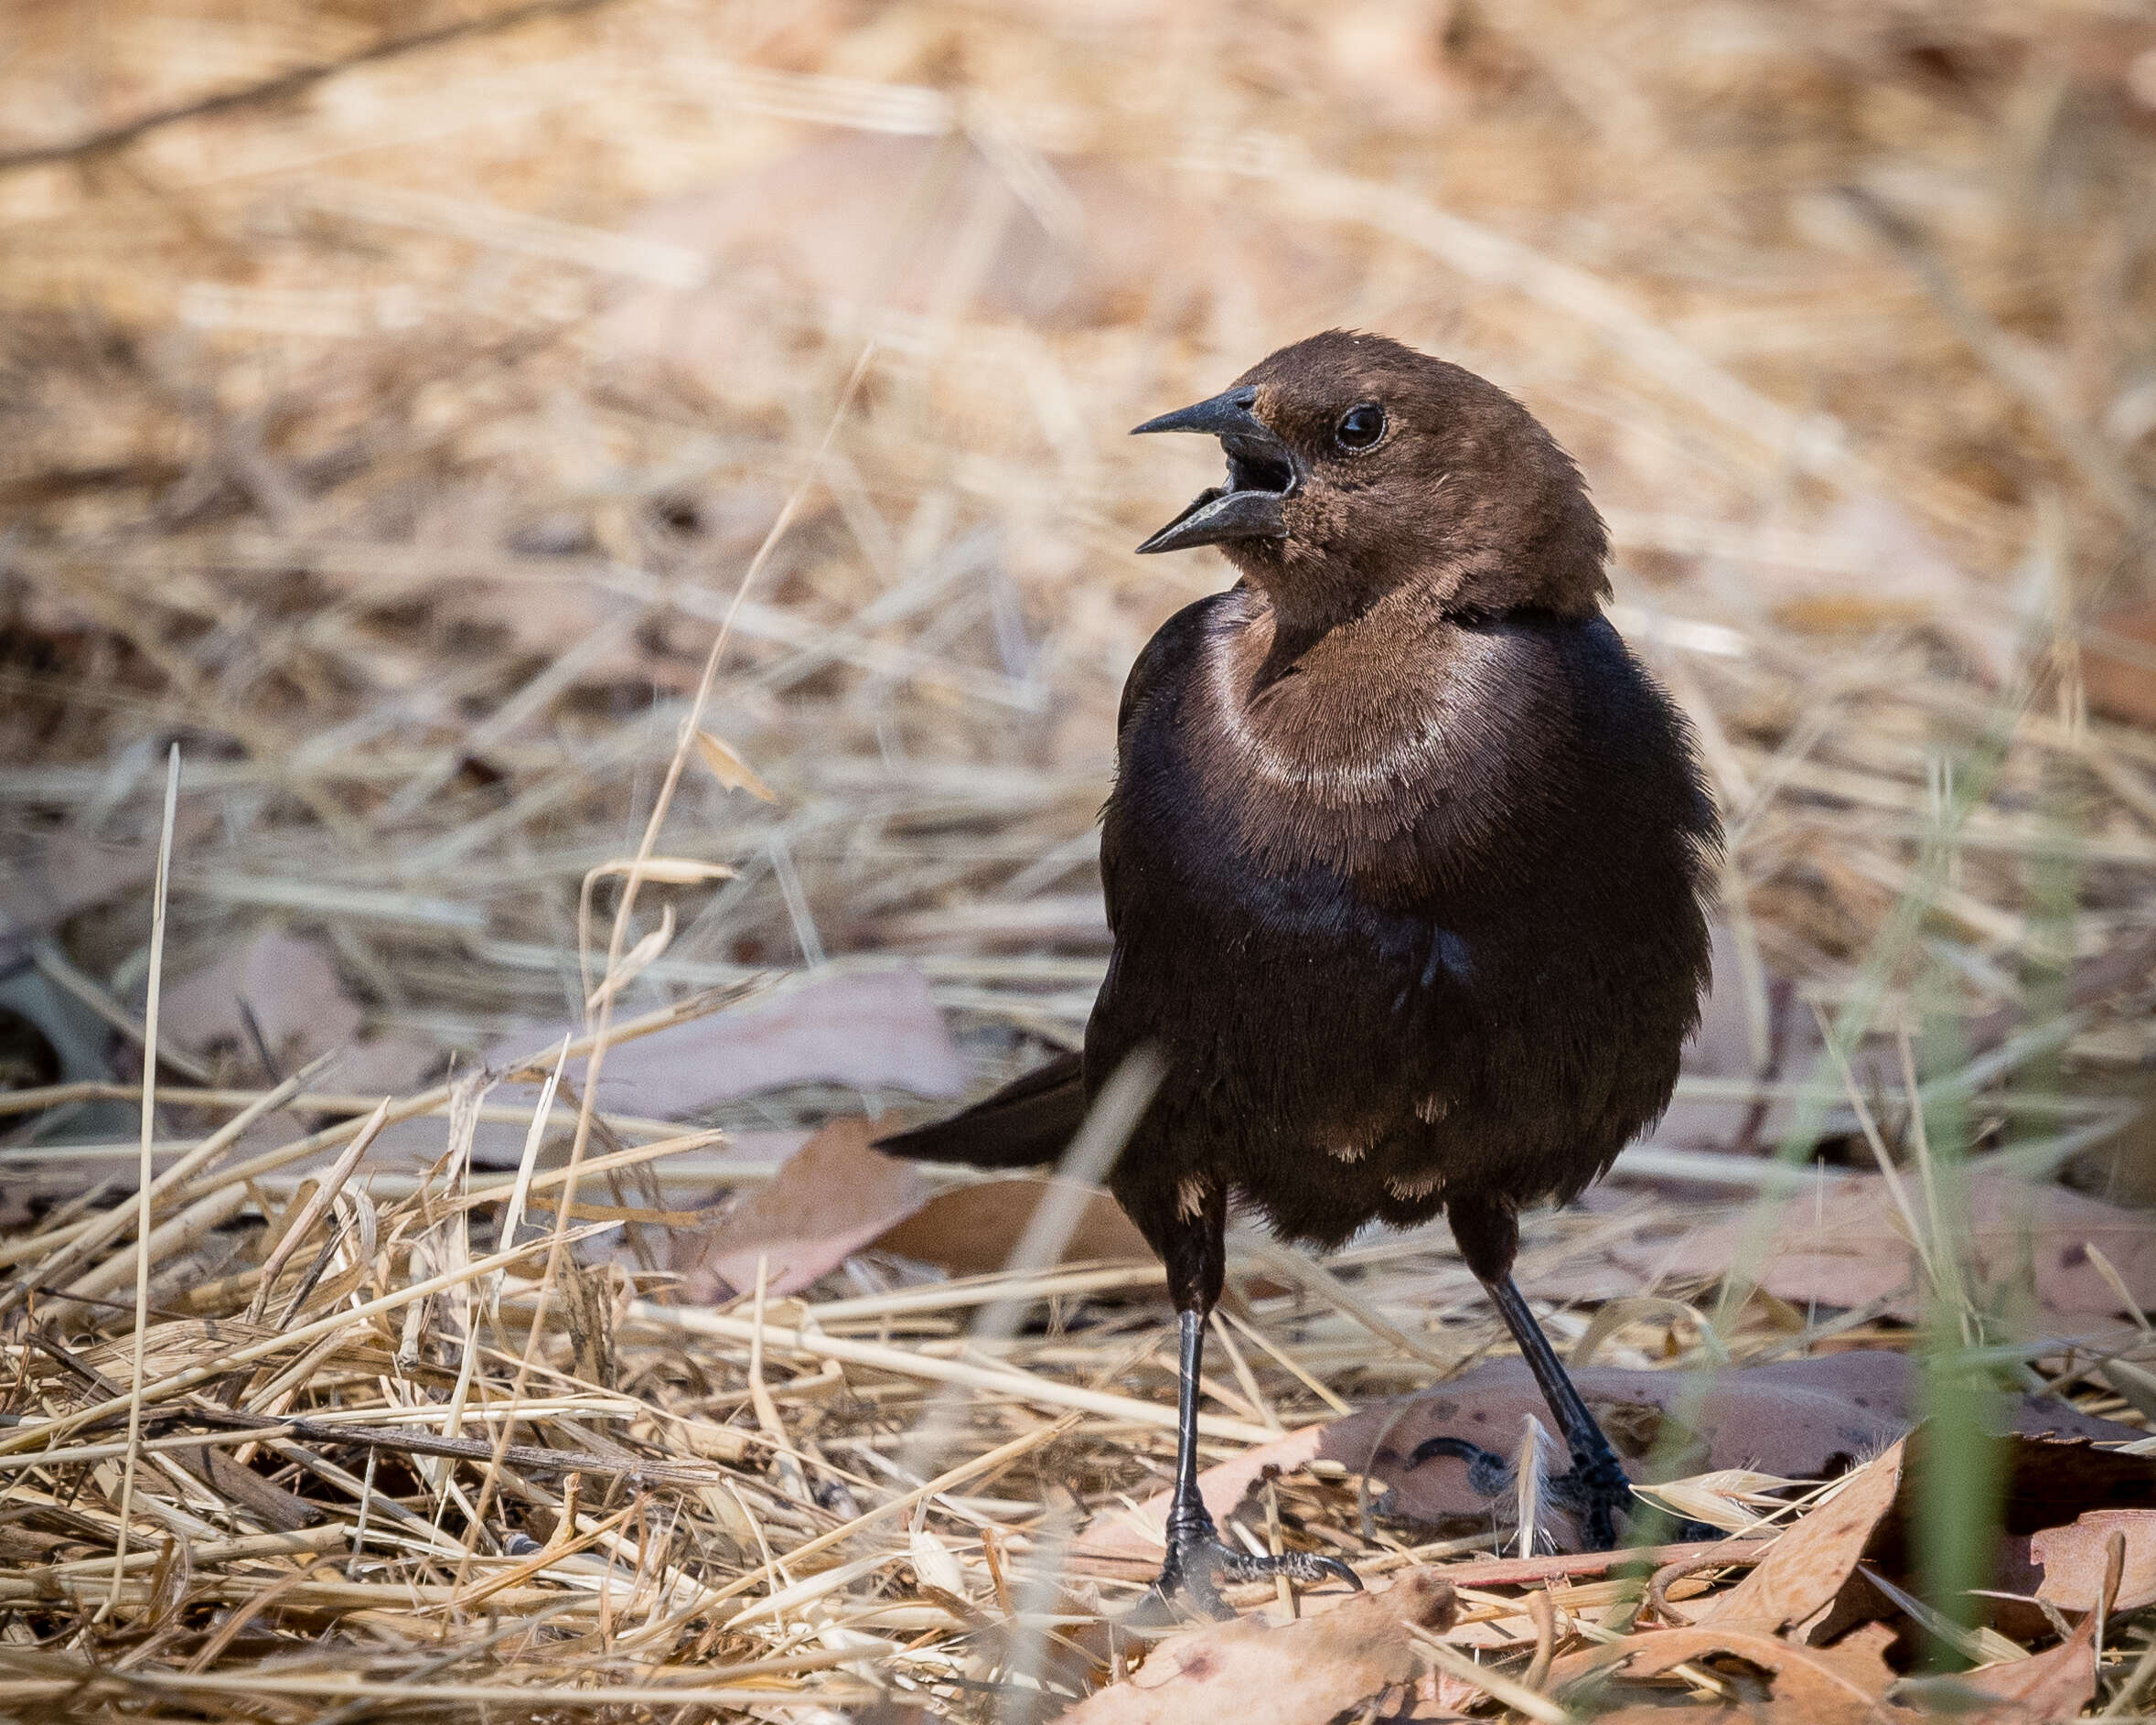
691,729 -> 775,800
2086,597 -> 2156,728
1803,1431 -> 2156,1646
2033,1507 -> 2156,1613
1919,1647 -> 2097,1725
669,1106 -> 1158,1302
1691,1442 -> 1904,1631
1322,1356 -> 2140,1550
1919,1538 -> 2113,1725
434,967 -> 966,1166
1060,1568 -> 1455,1725
491,967 -> 963,1119
586,856 -> 737,886
673,1118 -> 928,1300
585,903 -> 674,1012
165,928 -> 363,1068
873,1174 -> 1152,1276
1621,1173 -> 2156,1323
330,1029 -> 443,1096
1550,1619 -> 1907,1725
0,812 -> 215,959
1983,1431 -> 2156,1536
1325,1355 -> 1912,1532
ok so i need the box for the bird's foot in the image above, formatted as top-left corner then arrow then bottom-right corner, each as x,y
1145,1521 -> 1363,1622
1543,1445 -> 1634,1550
1406,1435 -> 1718,1550
1543,1448 -> 1725,1548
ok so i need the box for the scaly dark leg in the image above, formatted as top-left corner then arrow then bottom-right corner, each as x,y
1155,1306 -> 1364,1615
1425,1196 -> 1643,1551
1409,1273 -> 1719,1549
1481,1271 -> 1635,1548
1144,1184 -> 1362,1617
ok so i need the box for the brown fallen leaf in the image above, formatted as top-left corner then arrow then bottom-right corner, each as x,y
2086,597 -> 2156,728
1804,1430 -> 2156,1647
1323,1356 -> 2140,1550
675,1115 -> 1159,1300
156,930 -> 441,1168
1059,1569 -> 1455,1725
1324,1354 -> 1912,1531
1922,1530 -> 2118,1725
1689,1441 -> 1904,1632
0,812 -> 215,965
1620,1173 -> 2156,1323
165,928 -> 364,1069
1925,1645 -> 2097,1725
454,967 -> 967,1166
2033,1507 -> 2156,1614
673,1118 -> 928,1300
1983,1431 -> 2156,1535
872,1174 -> 1153,1277
1550,1619 -> 1907,1725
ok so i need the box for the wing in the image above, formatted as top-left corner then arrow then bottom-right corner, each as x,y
1101,593 -> 1228,938
878,595 -> 1229,1170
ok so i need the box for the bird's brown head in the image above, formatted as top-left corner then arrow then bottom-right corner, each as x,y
1133,331 -> 1609,635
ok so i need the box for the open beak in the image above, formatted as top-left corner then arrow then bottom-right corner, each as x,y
1131,385 -> 1298,555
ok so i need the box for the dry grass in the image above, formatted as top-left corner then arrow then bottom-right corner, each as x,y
1,0 -> 2155,1718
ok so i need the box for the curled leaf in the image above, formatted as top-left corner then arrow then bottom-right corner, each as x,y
585,904 -> 675,1012
692,729 -> 776,800
908,1527 -> 971,1600
1551,1620 -> 1902,1725
1689,1441 -> 1904,1632
587,856 -> 737,885
1064,1570 -> 1455,1725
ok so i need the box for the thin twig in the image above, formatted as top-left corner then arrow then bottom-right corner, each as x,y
108,744 -> 179,1612
0,0 -> 627,173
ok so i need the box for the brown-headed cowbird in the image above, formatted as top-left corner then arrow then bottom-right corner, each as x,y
880,330 -> 1719,1613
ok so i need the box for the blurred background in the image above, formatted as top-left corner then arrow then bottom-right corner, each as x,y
3,0 -> 2155,1201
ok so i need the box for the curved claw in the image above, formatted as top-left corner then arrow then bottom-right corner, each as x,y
1406,1433 -> 1517,1498
1153,1533 -> 1363,1620
1217,1547 -> 1364,1592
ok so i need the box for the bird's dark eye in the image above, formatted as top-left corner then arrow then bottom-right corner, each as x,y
1335,402 -> 1387,452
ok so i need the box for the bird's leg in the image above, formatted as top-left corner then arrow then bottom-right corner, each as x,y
1480,1271 -> 1636,1549
1427,1196 -> 1700,1550
1410,1273 -> 1714,1549
1153,1305 -> 1365,1616
1147,1193 -> 1362,1617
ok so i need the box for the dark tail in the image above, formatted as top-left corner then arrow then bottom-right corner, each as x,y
874,1050 -> 1086,1169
